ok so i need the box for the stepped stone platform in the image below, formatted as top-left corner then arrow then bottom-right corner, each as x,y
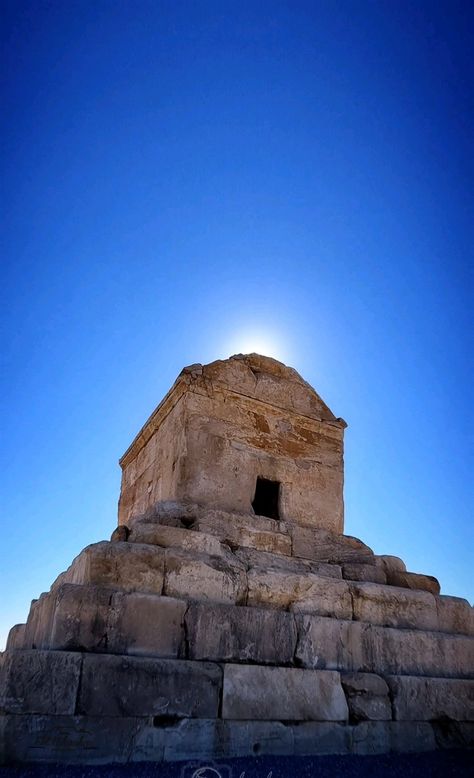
1,354 -> 473,764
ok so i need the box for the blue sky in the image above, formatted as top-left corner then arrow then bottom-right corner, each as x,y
1,1 -> 472,648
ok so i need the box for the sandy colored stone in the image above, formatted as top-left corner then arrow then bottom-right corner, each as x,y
78,654 -> 221,718
350,581 -> 438,631
436,594 -> 474,636
196,512 -> 292,556
342,563 -> 386,584
387,675 -> 474,722
53,541 -> 165,595
374,555 -> 407,574
295,615 -> 370,672
185,602 -> 297,664
128,521 -> 227,557
291,525 -> 374,565
341,673 -> 391,721
22,592 -> 56,650
5,624 -> 26,651
386,570 -> 440,596
0,650 -> 81,715
222,665 -> 348,721
247,568 -> 352,618
236,546 -> 342,578
164,548 -> 247,604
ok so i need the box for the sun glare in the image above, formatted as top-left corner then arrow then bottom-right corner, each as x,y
224,329 -> 290,363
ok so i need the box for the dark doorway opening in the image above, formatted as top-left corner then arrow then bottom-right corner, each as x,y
252,477 -> 280,519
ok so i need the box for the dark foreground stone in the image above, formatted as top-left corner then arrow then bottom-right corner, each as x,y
0,751 -> 472,778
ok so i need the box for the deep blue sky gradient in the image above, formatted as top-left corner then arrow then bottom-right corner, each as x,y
1,1 -> 472,647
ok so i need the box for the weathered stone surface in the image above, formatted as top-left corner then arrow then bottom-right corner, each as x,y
129,522 -> 227,557
78,654 -> 221,718
341,673 -> 391,721
196,512 -> 292,556
22,592 -> 56,649
53,541 -> 165,595
222,665 -> 348,721
185,602 -> 297,664
387,675 -> 474,722
119,355 -> 346,531
374,555 -> 407,574
164,548 -> 247,604
295,615 -> 370,672
236,546 -> 342,578
350,582 -> 438,631
0,650 -> 81,715
218,720 -> 294,758
436,595 -> 474,636
110,525 -> 129,542
47,584 -> 186,658
432,720 -> 474,749
352,721 -> 437,754
5,624 -> 26,651
293,722 -> 352,755
386,570 -> 440,596
0,715 -> 145,764
342,563 -> 386,584
247,568 -> 352,618
291,525 -> 374,565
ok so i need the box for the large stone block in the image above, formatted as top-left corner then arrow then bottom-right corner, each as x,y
350,581 -> 438,631
436,595 -> 474,636
369,624 -> 474,679
295,615 -> 370,672
341,673 -> 391,721
164,548 -> 247,604
128,522 -> 227,557
351,721 -> 436,754
0,714 -> 145,765
23,592 -> 56,649
387,675 -> 474,722
53,541 -> 165,595
0,650 -> 81,715
290,525 -> 374,565
386,570 -> 440,596
5,624 -> 26,651
236,546 -> 342,578
185,602 -> 297,664
78,654 -> 221,718
222,665 -> 348,721
247,569 -> 352,619
48,584 -> 187,658
292,722 -> 352,755
342,563 -> 386,584
374,555 -> 406,574
196,511 -> 292,556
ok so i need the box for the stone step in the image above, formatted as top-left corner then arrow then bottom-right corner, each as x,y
234,546 -> 342,579
5,715 -> 472,763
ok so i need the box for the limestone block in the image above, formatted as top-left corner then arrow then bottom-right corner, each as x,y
342,563 -> 386,584
341,673 -> 391,721
247,569 -> 352,619
1,714 -> 145,764
23,592 -> 56,649
432,720 -> 474,749
5,624 -> 26,651
352,721 -> 436,754
291,525 -> 374,565
110,525 -> 129,542
386,570 -> 440,596
374,555 -> 407,574
54,541 -> 165,595
197,515 -> 291,556
78,654 -> 221,718
236,546 -> 342,578
218,720 -> 294,758
164,548 -> 247,604
185,602 -> 297,664
48,584 -> 187,658
222,665 -> 348,721
350,581 -> 438,631
436,595 -> 474,636
292,722 -> 352,755
128,522 -> 226,557
387,675 -> 474,722
295,615 -> 370,672
0,650 -> 81,715
369,624 -> 474,679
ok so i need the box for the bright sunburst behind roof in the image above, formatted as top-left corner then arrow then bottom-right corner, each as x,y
224,329 -> 290,363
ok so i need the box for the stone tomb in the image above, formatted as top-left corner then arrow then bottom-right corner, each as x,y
1,354 -> 473,764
